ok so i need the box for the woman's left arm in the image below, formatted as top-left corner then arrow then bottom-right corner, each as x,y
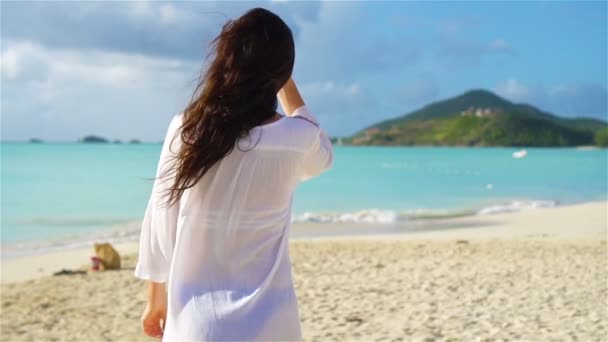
141,281 -> 168,338
134,113 -> 182,283
134,114 -> 182,338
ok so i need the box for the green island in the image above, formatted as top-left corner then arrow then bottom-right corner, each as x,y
340,90 -> 607,147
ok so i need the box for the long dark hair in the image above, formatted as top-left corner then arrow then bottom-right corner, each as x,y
162,8 -> 295,206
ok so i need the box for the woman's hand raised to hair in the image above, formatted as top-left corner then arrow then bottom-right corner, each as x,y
278,78 -> 305,116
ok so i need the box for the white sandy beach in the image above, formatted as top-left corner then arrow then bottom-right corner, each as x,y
1,200 -> 606,341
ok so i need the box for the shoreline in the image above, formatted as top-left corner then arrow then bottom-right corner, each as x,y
2,196 -> 604,259
1,199 -> 605,284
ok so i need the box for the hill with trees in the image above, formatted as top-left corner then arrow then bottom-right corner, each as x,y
343,90 -> 607,147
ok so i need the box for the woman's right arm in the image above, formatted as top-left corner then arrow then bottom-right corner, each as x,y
278,78 -> 334,180
277,78 -> 305,116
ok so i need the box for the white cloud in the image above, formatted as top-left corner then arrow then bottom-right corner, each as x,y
401,77 -> 440,104
495,78 -> 530,99
28,79 -> 57,105
1,1 -> 321,62
0,45 -> 21,79
438,16 -> 480,35
127,1 -> 201,27
129,0 -> 153,18
301,81 -> 361,97
297,80 -> 383,135
490,38 -> 508,50
299,81 -> 366,112
1,40 -> 193,89
293,2 -> 420,82
495,78 -> 607,119
159,3 -> 179,24
436,36 -> 514,69
1,40 -> 200,141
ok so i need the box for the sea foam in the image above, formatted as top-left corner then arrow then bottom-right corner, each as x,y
294,209 -> 399,224
293,200 -> 559,224
476,200 -> 557,215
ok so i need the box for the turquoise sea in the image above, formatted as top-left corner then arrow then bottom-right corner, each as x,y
1,143 -> 606,254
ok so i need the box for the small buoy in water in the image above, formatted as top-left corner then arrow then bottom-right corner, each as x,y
512,149 -> 527,159
485,183 -> 493,190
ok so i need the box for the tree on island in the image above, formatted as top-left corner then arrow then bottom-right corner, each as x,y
595,128 -> 608,147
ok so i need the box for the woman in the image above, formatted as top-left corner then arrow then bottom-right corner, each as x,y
133,7 -> 333,341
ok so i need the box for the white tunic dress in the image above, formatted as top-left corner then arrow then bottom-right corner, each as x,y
134,105 -> 333,341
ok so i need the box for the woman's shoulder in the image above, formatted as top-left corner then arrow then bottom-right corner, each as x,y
279,115 -> 321,140
241,115 -> 317,153
171,111 -> 184,126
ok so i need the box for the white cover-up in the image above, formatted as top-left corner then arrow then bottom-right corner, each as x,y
134,105 -> 333,341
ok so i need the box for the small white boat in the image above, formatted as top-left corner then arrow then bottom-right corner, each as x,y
512,149 -> 527,159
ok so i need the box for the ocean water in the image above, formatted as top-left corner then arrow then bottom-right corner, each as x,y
1,143 -> 606,251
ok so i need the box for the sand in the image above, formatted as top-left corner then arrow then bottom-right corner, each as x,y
1,201 -> 606,341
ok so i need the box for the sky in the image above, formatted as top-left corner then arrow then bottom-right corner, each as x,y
1,0 -> 606,141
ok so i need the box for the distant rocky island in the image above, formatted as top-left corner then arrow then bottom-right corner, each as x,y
28,138 -> 44,143
342,89 -> 608,147
80,135 -> 109,143
78,136 -> 144,144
